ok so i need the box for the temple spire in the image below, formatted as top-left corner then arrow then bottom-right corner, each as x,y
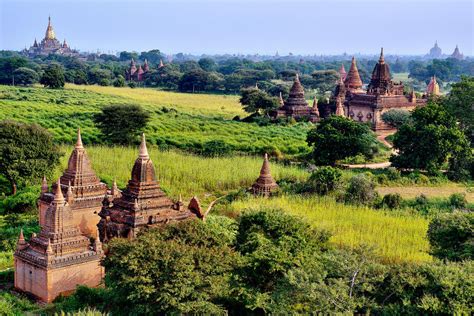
54,179 -> 64,202
139,133 -> 149,159
41,176 -> 48,193
379,47 -> 385,63
76,128 -> 83,149
344,57 -> 363,91
279,92 -> 284,106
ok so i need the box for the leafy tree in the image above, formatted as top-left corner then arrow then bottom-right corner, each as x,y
239,87 -> 279,116
0,56 -> 29,84
118,51 -> 138,62
102,219 -> 239,315
94,105 -> 150,144
139,49 -> 163,64
198,57 -> 217,72
40,63 -> 65,89
310,70 -> 339,92
306,166 -> 342,195
200,140 -> 233,157
12,67 -> 39,86
0,121 -> 61,195
390,103 -> 472,176
307,116 -> 378,166
381,109 -> 411,128
344,174 -> 377,205
427,212 -> 474,261
381,193 -> 402,209
443,76 -> 474,141
178,69 -> 222,92
113,75 -> 125,87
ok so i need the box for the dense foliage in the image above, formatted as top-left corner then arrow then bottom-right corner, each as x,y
391,103 -> 472,177
381,108 -> 411,128
239,87 -> 279,116
0,121 -> 61,194
93,104 -> 150,145
443,76 -> 474,141
307,116 -> 379,165
40,63 -> 65,89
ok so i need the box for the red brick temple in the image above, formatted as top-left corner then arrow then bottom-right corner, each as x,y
271,74 -> 319,122
252,153 -> 279,197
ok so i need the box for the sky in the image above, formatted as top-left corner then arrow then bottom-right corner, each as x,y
0,0 -> 473,56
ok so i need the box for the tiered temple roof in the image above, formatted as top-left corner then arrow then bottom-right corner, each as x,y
126,59 -> 149,82
252,154 -> 279,197
367,48 -> 404,96
339,64 -> 347,81
451,45 -> 464,60
426,76 -> 440,96
428,41 -> 442,58
98,134 -> 196,241
344,57 -> 363,92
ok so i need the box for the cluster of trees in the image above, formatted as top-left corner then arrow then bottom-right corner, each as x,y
409,58 -> 474,84
53,211 -> 472,315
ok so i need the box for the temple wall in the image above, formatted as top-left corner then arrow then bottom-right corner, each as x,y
347,106 -> 375,124
14,259 -> 48,302
38,200 -> 49,227
72,206 -> 102,238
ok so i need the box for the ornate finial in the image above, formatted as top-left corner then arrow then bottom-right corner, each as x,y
379,47 -> 385,63
75,128 -> 83,149
18,229 -> 26,245
178,194 -> 182,203
255,82 -> 259,90
313,96 -> 318,107
112,178 -> 118,196
139,133 -> 149,159
46,238 -> 53,255
41,176 -> 48,193
66,181 -> 73,204
159,59 -> 164,68
54,179 -> 64,202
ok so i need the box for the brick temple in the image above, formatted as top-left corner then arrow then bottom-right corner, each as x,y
125,59 -> 150,82
252,153 -> 279,197
271,74 -> 320,122
339,48 -> 427,131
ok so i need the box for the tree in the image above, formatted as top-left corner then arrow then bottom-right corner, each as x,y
94,104 -> 150,144
178,69 -> 222,92
0,121 -> 61,195
344,174 -> 377,205
306,116 -> 378,166
102,218 -> 239,315
0,56 -> 29,84
306,166 -> 342,195
427,212 -> 474,261
113,75 -> 125,87
40,63 -> 65,89
381,109 -> 411,128
12,67 -> 39,86
390,102 -> 472,176
443,76 -> 474,141
198,57 -> 217,72
239,88 -> 279,116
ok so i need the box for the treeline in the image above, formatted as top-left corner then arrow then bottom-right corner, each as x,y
3,50 -> 472,95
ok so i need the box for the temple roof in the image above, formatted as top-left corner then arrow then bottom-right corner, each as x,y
344,57 -> 363,91
44,16 -> 56,40
252,154 -> 278,196
367,48 -> 392,94
451,45 -> 464,60
339,64 -> 347,81
426,76 -> 440,96
283,74 -> 308,108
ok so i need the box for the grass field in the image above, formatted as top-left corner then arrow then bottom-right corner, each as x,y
228,195 -> 431,263
378,184 -> 474,202
0,85 -> 311,155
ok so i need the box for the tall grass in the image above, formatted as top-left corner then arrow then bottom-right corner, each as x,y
228,195 -> 431,263
55,146 -> 309,201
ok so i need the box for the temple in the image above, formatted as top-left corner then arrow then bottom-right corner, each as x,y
125,59 -> 150,82
426,76 -> 441,96
98,134 -> 197,241
271,74 -> 319,122
428,41 -> 442,59
251,153 -> 279,197
38,129 -> 107,238
339,48 -> 427,131
450,45 -> 464,60
14,179 -> 104,302
24,17 -> 78,57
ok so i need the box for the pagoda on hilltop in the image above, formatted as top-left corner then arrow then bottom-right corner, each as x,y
271,74 -> 319,122
24,16 -> 78,57
339,48 -> 427,131
98,134 -> 198,241
251,153 -> 279,197
14,179 -> 104,303
38,129 -> 107,238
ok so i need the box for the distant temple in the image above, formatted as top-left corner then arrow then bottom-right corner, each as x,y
338,48 -> 427,131
450,45 -> 464,60
271,74 -> 320,122
98,134 -> 198,241
426,76 -> 441,96
428,41 -> 442,59
251,153 -> 279,197
125,59 -> 150,82
24,16 -> 78,57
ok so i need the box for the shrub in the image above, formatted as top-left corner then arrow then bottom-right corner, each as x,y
381,109 -> 411,128
448,193 -> 467,209
381,193 -> 402,209
386,167 -> 401,181
344,174 -> 377,205
2,186 -> 39,214
199,140 -> 233,157
414,194 -> 430,214
427,212 -> 474,261
127,81 -> 136,88
376,174 -> 389,185
305,166 -> 342,195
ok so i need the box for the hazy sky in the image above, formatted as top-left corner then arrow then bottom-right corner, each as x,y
1,0 -> 473,56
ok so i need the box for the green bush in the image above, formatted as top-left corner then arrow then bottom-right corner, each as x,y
427,212 -> 474,261
448,193 -> 467,209
305,166 -> 342,195
199,140 -> 233,157
1,186 -> 40,214
344,174 -> 377,205
381,193 -> 403,209
386,167 -> 401,181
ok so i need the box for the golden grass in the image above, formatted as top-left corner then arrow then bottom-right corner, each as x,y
66,84 -> 244,118
229,195 -> 431,263
377,185 -> 474,202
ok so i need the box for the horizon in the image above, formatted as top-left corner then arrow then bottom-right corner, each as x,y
0,0 -> 473,56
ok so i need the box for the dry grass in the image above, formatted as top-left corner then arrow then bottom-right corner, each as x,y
377,185 -> 474,202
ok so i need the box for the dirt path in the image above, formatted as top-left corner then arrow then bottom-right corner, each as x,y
341,131 -> 395,169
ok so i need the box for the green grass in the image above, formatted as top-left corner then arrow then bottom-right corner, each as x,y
227,195 -> 431,263
0,85 -> 311,155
